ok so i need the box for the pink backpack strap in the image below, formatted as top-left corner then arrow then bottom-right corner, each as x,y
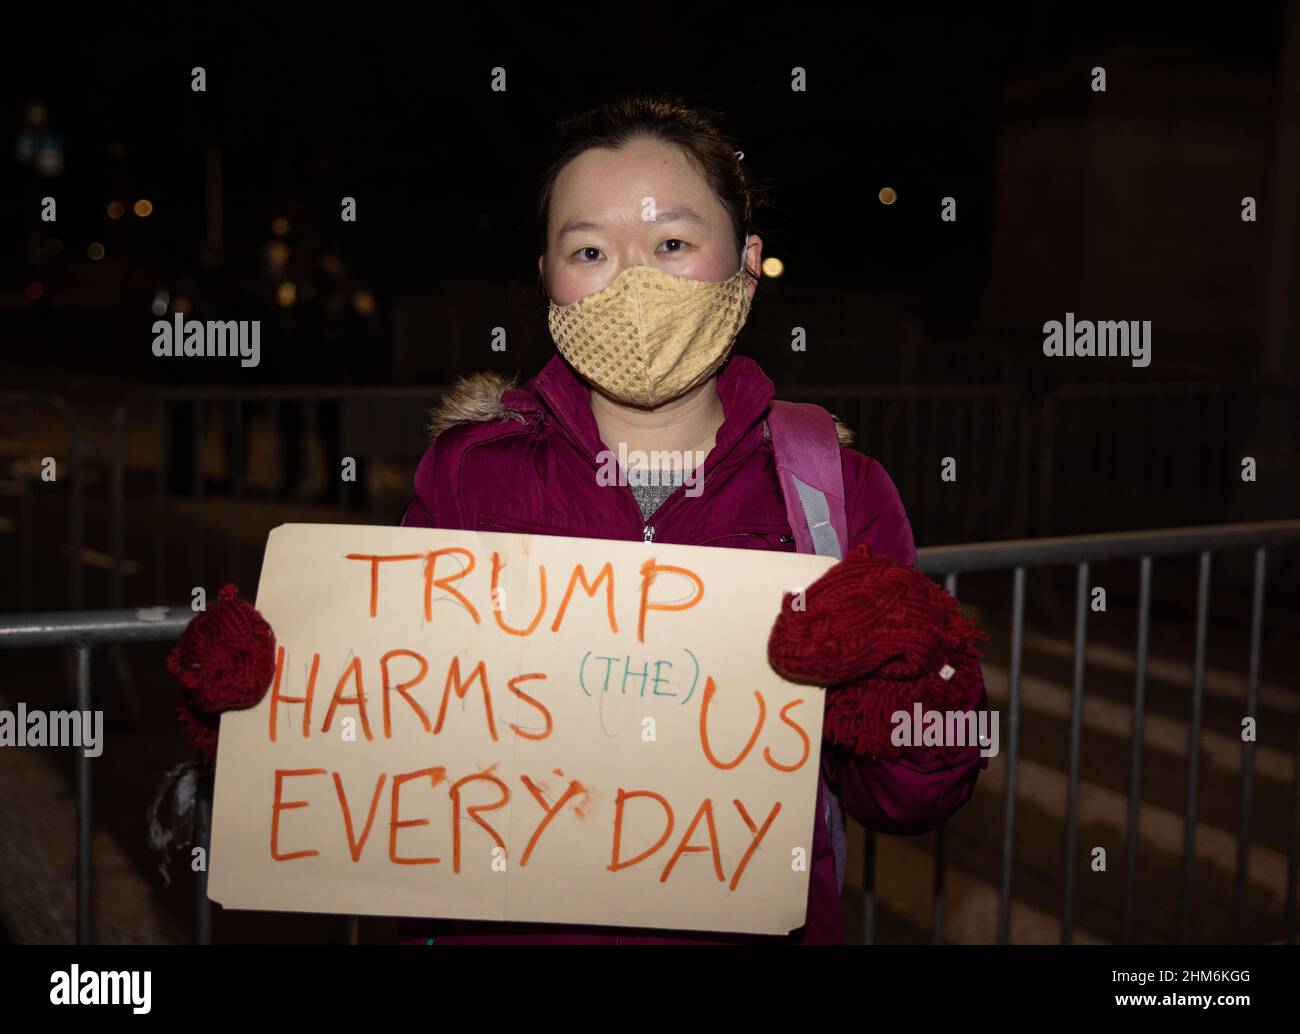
766,400 -> 849,560
766,399 -> 851,895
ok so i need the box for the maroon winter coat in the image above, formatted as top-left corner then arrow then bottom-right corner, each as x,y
396,351 -> 989,944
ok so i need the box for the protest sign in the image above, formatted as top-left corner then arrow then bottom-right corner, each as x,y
208,523 -> 837,934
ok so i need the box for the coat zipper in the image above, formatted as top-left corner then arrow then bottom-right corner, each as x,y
533,380 -> 766,548
637,446 -> 754,546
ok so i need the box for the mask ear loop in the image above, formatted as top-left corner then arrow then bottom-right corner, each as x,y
737,232 -> 755,322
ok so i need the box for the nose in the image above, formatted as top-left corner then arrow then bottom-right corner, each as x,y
613,248 -> 654,274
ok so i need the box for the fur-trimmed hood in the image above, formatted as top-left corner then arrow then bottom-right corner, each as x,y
427,369 -> 856,446
426,371 -> 526,438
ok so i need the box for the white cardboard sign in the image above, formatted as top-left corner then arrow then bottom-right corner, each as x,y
208,523 -> 836,935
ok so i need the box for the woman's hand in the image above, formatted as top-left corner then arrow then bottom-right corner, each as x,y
767,543 -> 987,761
165,584 -> 277,765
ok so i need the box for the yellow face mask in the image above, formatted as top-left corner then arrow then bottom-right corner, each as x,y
547,236 -> 753,408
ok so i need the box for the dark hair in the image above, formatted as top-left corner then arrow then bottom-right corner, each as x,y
534,92 -> 771,289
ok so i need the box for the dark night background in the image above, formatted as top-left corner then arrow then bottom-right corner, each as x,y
4,8 -> 1293,385
0,7 -> 1297,948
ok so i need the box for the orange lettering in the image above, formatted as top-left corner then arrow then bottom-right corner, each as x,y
434,657 -> 497,741
550,562 -> 618,634
763,699 -> 811,772
389,767 -> 446,865
424,548 -> 481,624
449,772 -> 510,874
345,552 -> 423,618
519,774 -> 587,866
381,649 -> 431,737
505,673 -> 552,740
271,768 -> 326,861
490,552 -> 547,636
659,799 -> 725,883
321,656 -> 373,741
698,677 -> 766,770
608,789 -> 675,872
332,771 -> 387,861
269,647 -> 319,742
637,559 -> 703,642
729,799 -> 782,890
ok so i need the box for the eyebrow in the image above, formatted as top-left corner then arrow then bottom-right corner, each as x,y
556,206 -> 707,241
653,206 -> 706,226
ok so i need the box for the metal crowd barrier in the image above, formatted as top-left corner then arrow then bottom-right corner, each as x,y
1,519 -> 1296,946
1039,380 -> 1300,536
901,518 -> 1300,946
105,384 -> 1029,610
0,393 -> 83,611
0,607 -> 192,944
87,379 -> 1300,614
5,379 -> 1297,615
109,386 -> 446,609
780,384 -> 1031,543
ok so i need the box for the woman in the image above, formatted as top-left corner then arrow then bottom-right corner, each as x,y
392,93 -> 989,944
172,92 -> 989,946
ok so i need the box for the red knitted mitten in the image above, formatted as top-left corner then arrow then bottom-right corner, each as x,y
768,543 -> 987,760
166,583 -> 276,765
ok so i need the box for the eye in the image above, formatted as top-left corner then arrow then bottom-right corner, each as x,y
658,238 -> 689,254
573,247 -> 602,262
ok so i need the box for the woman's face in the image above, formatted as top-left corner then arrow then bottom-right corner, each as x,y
540,135 -> 761,307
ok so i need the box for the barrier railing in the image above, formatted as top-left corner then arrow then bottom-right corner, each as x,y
3,519 -> 1296,945
0,607 -> 192,943
909,518 -> 1300,946
105,384 -> 1031,610
1039,380 -> 1300,537
782,385 -> 1032,544
3,380 -> 1294,616
109,386 -> 446,609
0,393 -> 84,611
